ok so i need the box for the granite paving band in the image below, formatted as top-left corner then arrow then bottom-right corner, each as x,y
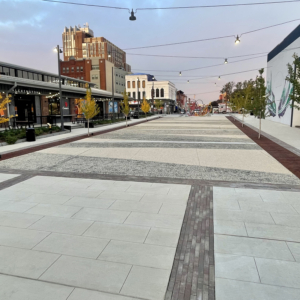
227,116 -> 300,179
165,185 -> 215,300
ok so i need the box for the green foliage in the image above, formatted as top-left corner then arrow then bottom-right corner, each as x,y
286,53 -> 300,110
4,135 -> 18,144
220,81 -> 235,101
120,90 -> 130,117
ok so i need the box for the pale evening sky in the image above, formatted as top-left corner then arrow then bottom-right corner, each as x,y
1,0 -> 300,103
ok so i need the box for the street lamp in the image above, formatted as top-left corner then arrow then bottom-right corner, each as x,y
137,77 -> 140,118
152,77 -> 155,113
54,45 -> 64,131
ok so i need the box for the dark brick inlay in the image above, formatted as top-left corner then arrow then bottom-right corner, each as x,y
165,185 -> 215,300
227,116 -> 300,179
0,174 -> 35,191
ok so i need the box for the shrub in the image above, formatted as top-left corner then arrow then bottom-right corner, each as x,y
5,135 -> 18,144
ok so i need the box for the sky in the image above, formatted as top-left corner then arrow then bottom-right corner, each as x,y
1,0 -> 300,103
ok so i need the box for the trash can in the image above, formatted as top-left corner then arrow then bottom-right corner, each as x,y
26,128 -> 36,142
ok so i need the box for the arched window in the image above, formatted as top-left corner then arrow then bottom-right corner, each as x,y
156,88 -> 159,97
142,81 -> 146,88
127,81 -> 131,88
160,88 -> 164,98
132,81 -> 136,88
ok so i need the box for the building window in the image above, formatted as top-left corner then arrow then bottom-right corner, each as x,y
143,91 -> 146,98
132,81 -> 136,88
142,81 -> 145,88
17,70 -> 22,78
138,91 -> 141,100
156,88 -> 159,97
33,73 -> 38,80
81,77 -> 84,80
160,88 -> 164,97
63,68 -> 66,73
128,92 -> 131,97
71,67 -> 74,73
92,66 -> 99,70
28,72 -> 33,80
66,67 -> 69,73
127,81 -> 131,88
77,67 -> 79,72
133,92 -> 136,99
81,66 -> 83,72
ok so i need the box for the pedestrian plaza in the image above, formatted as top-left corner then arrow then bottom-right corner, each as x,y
0,115 -> 299,300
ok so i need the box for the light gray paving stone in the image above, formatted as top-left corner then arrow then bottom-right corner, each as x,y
0,226 -> 50,249
213,198 -> 241,210
109,200 -> 162,214
126,185 -> 170,195
239,201 -> 298,214
215,278 -> 300,300
145,227 -> 180,248
271,213 -> 300,228
140,193 -> 189,205
0,201 -> 37,213
28,216 -> 93,235
19,186 -> 64,195
0,274 -> 73,300
257,190 -> 286,202
0,211 -> 42,228
256,258 -> 300,289
168,189 -> 190,198
40,255 -> 131,293
120,266 -> 170,300
0,190 -> 33,202
214,220 -> 248,236
215,235 -> 295,261
0,245 -> 59,279
57,188 -> 103,198
125,212 -> 183,229
73,207 -> 130,223
33,233 -> 109,259
99,240 -> 175,270
281,191 -> 300,205
68,288 -> 138,300
214,193 -> 263,203
64,196 -> 115,209
287,242 -> 300,262
246,223 -> 300,242
215,253 -> 260,283
98,191 -> 144,201
24,193 -> 72,205
84,222 -> 149,243
292,204 -> 300,214
214,209 -> 275,224
158,203 -> 187,216
214,187 -> 236,195
25,203 -> 82,218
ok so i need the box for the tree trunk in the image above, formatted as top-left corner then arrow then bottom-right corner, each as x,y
88,119 -> 90,137
258,112 -> 262,139
145,112 -> 147,120
126,116 -> 127,127
242,109 -> 244,127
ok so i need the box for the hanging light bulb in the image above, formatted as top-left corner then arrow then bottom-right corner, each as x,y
235,35 -> 240,44
218,76 -> 221,80
179,71 -> 182,76
224,58 -> 228,64
129,9 -> 136,21
187,80 -> 189,83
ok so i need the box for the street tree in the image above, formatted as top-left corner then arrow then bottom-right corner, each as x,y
0,94 -> 12,126
249,69 -> 268,139
141,97 -> 150,120
155,100 -> 163,114
79,84 -> 100,136
286,53 -> 300,114
120,90 -> 130,127
220,81 -> 235,102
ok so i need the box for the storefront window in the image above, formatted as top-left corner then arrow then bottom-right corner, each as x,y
49,99 -> 61,115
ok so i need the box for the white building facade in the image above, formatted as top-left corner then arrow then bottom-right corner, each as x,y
125,73 -> 177,112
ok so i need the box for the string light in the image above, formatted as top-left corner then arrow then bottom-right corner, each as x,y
235,35 -> 241,44
224,59 -> 228,64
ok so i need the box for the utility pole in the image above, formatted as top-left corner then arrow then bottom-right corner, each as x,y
56,45 -> 64,131
137,77 -> 140,118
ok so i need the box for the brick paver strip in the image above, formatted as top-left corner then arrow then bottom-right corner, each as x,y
227,116 -> 300,180
165,185 -> 215,300
0,117 -> 159,162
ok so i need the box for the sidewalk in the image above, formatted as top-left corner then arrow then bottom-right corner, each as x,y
234,115 -> 300,155
0,116 -> 160,159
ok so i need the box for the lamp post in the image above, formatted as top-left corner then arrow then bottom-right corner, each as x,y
137,77 -> 140,118
55,45 -> 64,131
112,66 -> 115,121
152,77 -> 155,113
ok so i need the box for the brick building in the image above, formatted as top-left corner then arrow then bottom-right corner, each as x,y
61,24 -> 131,94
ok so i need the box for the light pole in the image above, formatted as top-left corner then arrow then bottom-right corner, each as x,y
55,45 -> 64,131
152,77 -> 155,113
137,77 -> 140,118
112,66 -> 115,121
